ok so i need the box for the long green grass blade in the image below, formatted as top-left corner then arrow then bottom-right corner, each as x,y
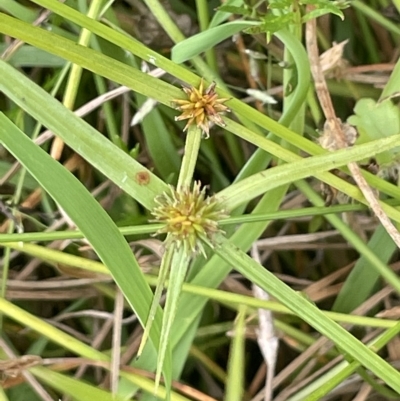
0,59 -> 168,209
0,113 -> 172,388
224,306 -> 246,401
31,367 -> 125,401
0,296 -> 108,360
211,234 -> 400,393
156,246 -> 191,389
171,21 -> 261,63
217,134 -> 400,211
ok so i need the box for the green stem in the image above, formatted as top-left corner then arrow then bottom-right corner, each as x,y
195,0 -> 218,71
63,0 -> 103,110
155,246 -> 191,389
141,0 -> 244,167
137,244 -> 174,358
177,125 -> 202,190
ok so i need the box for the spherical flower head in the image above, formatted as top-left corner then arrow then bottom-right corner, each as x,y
151,182 -> 228,256
173,78 -> 231,138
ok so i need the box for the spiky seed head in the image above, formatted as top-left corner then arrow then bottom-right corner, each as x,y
151,182 -> 228,256
173,78 -> 231,138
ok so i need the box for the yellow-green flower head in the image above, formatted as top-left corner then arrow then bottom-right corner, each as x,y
151,182 -> 228,256
173,78 -> 231,138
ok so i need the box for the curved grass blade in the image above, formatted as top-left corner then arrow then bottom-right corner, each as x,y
210,233 -> 400,394
0,59 -> 169,210
31,367 -> 125,401
0,296 -> 109,361
171,21 -> 261,63
216,134 -> 400,211
0,113 -> 172,391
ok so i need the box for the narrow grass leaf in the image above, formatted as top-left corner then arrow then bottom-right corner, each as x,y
0,114 -> 172,389
216,135 -> 400,211
225,117 -> 400,220
0,44 -> 66,67
296,180 -> 400,298
138,245 -> 173,358
31,367 -> 125,401
0,241 -> 109,277
156,246 -> 191,389
0,0 -> 37,22
211,234 -> 400,393
0,297 -> 108,361
224,306 -> 246,401
295,322 -> 400,400
0,59 -> 169,210
171,21 -> 261,63
0,4 -> 199,87
0,14 -> 182,111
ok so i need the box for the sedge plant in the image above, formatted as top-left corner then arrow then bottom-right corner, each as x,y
0,0 -> 400,400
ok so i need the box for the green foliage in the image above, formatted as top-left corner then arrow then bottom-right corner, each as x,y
174,0 -> 350,62
218,0 -> 349,37
1,0 -> 400,400
348,98 -> 400,167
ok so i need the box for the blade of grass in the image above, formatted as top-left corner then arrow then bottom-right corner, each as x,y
3,11 -> 397,208
210,234 -> 400,393
351,0 -> 400,37
0,113 -> 172,389
224,306 -> 246,401
296,321 -> 400,400
0,58 -> 169,210
296,179 -> 400,300
224,118 -> 400,220
155,246 -> 191,389
31,367 -> 125,401
0,297 -> 109,361
0,0 -> 37,21
333,225 -> 396,313
171,21 -> 261,63
216,134 -> 400,211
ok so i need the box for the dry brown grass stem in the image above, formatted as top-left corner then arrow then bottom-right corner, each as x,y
305,6 -> 400,249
